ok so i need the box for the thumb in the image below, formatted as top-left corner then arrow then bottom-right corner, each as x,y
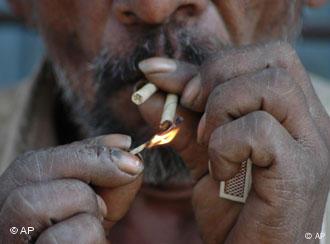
96,175 -> 143,230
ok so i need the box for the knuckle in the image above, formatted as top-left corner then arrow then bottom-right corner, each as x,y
268,68 -> 301,94
271,41 -> 298,65
1,150 -> 48,196
12,149 -> 49,176
78,144 -> 109,162
272,41 -> 293,55
80,136 -> 103,146
12,150 -> 35,168
247,111 -> 276,136
264,40 -> 298,68
273,40 -> 291,51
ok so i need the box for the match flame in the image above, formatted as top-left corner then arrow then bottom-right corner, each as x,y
147,127 -> 180,148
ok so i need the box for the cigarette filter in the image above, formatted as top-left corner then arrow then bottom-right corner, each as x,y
219,159 -> 252,203
131,83 -> 158,105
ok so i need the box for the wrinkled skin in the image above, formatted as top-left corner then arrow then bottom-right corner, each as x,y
0,135 -> 144,243
1,0 -> 330,243
138,43 -> 330,242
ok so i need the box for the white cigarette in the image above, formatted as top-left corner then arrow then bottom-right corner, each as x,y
160,94 -> 178,130
131,83 -> 158,105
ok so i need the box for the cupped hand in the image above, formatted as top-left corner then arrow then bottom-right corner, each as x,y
138,41 -> 330,243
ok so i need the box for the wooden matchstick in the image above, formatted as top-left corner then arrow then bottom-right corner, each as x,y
131,83 -> 158,105
160,94 -> 178,131
130,143 -> 148,155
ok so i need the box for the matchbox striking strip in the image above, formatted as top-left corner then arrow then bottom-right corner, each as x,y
219,159 -> 252,203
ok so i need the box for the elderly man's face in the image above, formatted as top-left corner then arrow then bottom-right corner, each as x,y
32,0 -> 303,183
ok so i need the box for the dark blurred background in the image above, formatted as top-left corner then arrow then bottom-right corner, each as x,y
0,0 -> 329,88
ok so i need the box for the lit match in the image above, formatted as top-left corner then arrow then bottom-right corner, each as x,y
130,127 -> 180,155
131,63 -> 251,203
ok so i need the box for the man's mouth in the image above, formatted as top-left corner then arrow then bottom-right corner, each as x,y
85,26 -> 222,140
92,25 -> 219,91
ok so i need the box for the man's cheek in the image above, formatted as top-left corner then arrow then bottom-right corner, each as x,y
59,71 -> 97,110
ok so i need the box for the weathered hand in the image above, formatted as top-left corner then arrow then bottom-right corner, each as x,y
0,134 -> 143,244
138,41 -> 330,243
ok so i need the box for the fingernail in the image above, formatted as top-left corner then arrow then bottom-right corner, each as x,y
139,57 -> 177,74
181,74 -> 201,108
121,136 -> 132,149
197,114 -> 206,144
103,135 -> 132,149
96,194 -> 107,218
111,149 -> 143,175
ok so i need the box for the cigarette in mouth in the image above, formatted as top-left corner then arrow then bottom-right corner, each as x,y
131,66 -> 251,203
132,81 -> 178,130
131,83 -> 158,105
160,93 -> 178,131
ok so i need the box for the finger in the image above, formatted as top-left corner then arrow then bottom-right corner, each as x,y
0,139 -> 143,206
138,93 -> 208,179
208,110 -> 326,243
0,179 -> 107,241
138,57 -> 199,94
36,213 -> 108,244
199,68 -> 318,145
83,134 -> 132,149
96,175 -> 143,230
192,175 -> 242,244
208,111 -> 297,181
178,41 -> 324,114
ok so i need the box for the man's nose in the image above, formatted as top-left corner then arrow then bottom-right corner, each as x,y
113,0 -> 207,25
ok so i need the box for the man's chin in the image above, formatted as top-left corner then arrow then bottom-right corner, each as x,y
141,146 -> 191,186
